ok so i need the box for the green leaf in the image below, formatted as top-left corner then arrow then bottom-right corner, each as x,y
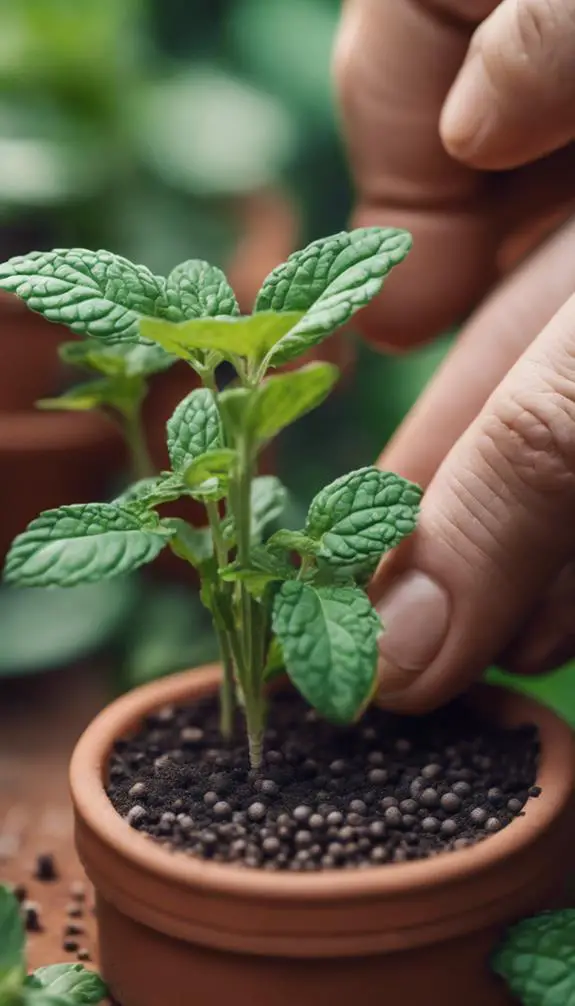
255,228 -> 412,365
0,886 -> 24,981
140,311 -> 304,364
246,363 -> 338,442
272,581 -> 381,723
305,467 -> 422,573
268,529 -> 319,557
165,260 -> 239,319
264,636 -> 285,679
114,473 -> 187,509
164,519 -> 213,568
27,964 -> 106,1004
217,387 -> 252,439
37,380 -> 114,413
493,910 -> 575,1006
0,579 -> 139,679
183,449 -> 237,489
37,377 -> 137,414
0,249 -> 169,344
220,545 -> 293,596
166,388 -> 222,474
59,340 -> 175,378
251,476 -> 288,540
4,504 -> 174,588
0,966 -> 25,1006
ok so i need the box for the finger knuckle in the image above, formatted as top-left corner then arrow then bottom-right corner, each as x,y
478,0 -> 567,94
513,0 -> 551,60
485,384 -> 575,497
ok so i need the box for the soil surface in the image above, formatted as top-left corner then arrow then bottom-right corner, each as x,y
108,692 -> 540,871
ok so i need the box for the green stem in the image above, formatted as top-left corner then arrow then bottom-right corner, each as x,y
233,436 -> 266,769
123,404 -> 154,481
206,499 -> 236,738
216,625 -> 235,740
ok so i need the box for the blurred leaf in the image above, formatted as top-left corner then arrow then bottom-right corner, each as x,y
132,66 -> 297,196
487,663 -> 575,730
119,583 -> 218,689
0,0 -> 143,91
229,0 -> 338,126
0,578 -> 139,676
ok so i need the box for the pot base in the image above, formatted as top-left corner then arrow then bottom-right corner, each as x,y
97,892 -> 537,1006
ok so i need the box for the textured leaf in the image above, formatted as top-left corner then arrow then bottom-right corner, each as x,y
28,964 -> 106,1004
183,449 -> 237,489
255,228 -> 412,365
59,339 -> 175,377
0,249 -> 169,343
114,473 -> 187,508
272,581 -> 381,722
165,260 -> 239,319
4,504 -> 174,588
140,311 -> 303,363
493,910 -> 575,1006
164,519 -> 213,568
246,363 -> 338,441
220,545 -> 293,595
251,476 -> 288,539
306,467 -> 421,572
268,529 -> 319,557
0,886 -> 24,979
24,989 -> 80,1006
166,388 -> 222,473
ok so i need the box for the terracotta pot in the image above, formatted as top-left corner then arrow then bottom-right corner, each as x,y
0,411 -> 123,560
0,293 -> 70,411
71,666 -> 575,1006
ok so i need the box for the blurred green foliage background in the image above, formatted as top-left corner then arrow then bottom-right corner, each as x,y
1,0 -> 574,724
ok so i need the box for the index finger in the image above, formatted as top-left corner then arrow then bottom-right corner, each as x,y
334,0 -> 499,347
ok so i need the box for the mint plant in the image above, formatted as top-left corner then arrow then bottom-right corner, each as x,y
493,908 -> 575,1005
0,884 -> 106,1006
0,229 -> 421,767
39,339 -> 177,480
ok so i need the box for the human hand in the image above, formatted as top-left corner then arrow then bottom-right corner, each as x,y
333,0 -> 575,711
334,0 -> 575,347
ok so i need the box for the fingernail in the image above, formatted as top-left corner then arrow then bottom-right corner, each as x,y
440,51 -> 494,158
377,571 -> 450,693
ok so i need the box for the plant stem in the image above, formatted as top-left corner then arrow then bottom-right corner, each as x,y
206,499 -> 236,738
216,625 -> 235,740
123,404 -> 154,481
233,436 -> 266,769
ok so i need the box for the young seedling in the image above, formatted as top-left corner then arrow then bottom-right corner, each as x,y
38,337 -> 176,481
0,229 -> 422,767
0,884 -> 106,1006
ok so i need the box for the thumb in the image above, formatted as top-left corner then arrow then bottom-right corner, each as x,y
441,0 -> 575,169
374,291 -> 575,712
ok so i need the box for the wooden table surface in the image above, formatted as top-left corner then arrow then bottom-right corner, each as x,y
0,663 -> 108,971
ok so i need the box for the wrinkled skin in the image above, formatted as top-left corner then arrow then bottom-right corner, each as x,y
334,0 -> 575,712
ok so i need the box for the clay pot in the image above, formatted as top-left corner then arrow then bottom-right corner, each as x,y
71,665 -> 575,1006
0,291 -> 125,559
0,293 -> 70,411
0,410 -> 123,560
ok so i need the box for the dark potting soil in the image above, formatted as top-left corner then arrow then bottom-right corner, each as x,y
107,692 -> 540,871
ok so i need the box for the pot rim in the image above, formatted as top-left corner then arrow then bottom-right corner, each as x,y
70,664 -> 575,904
